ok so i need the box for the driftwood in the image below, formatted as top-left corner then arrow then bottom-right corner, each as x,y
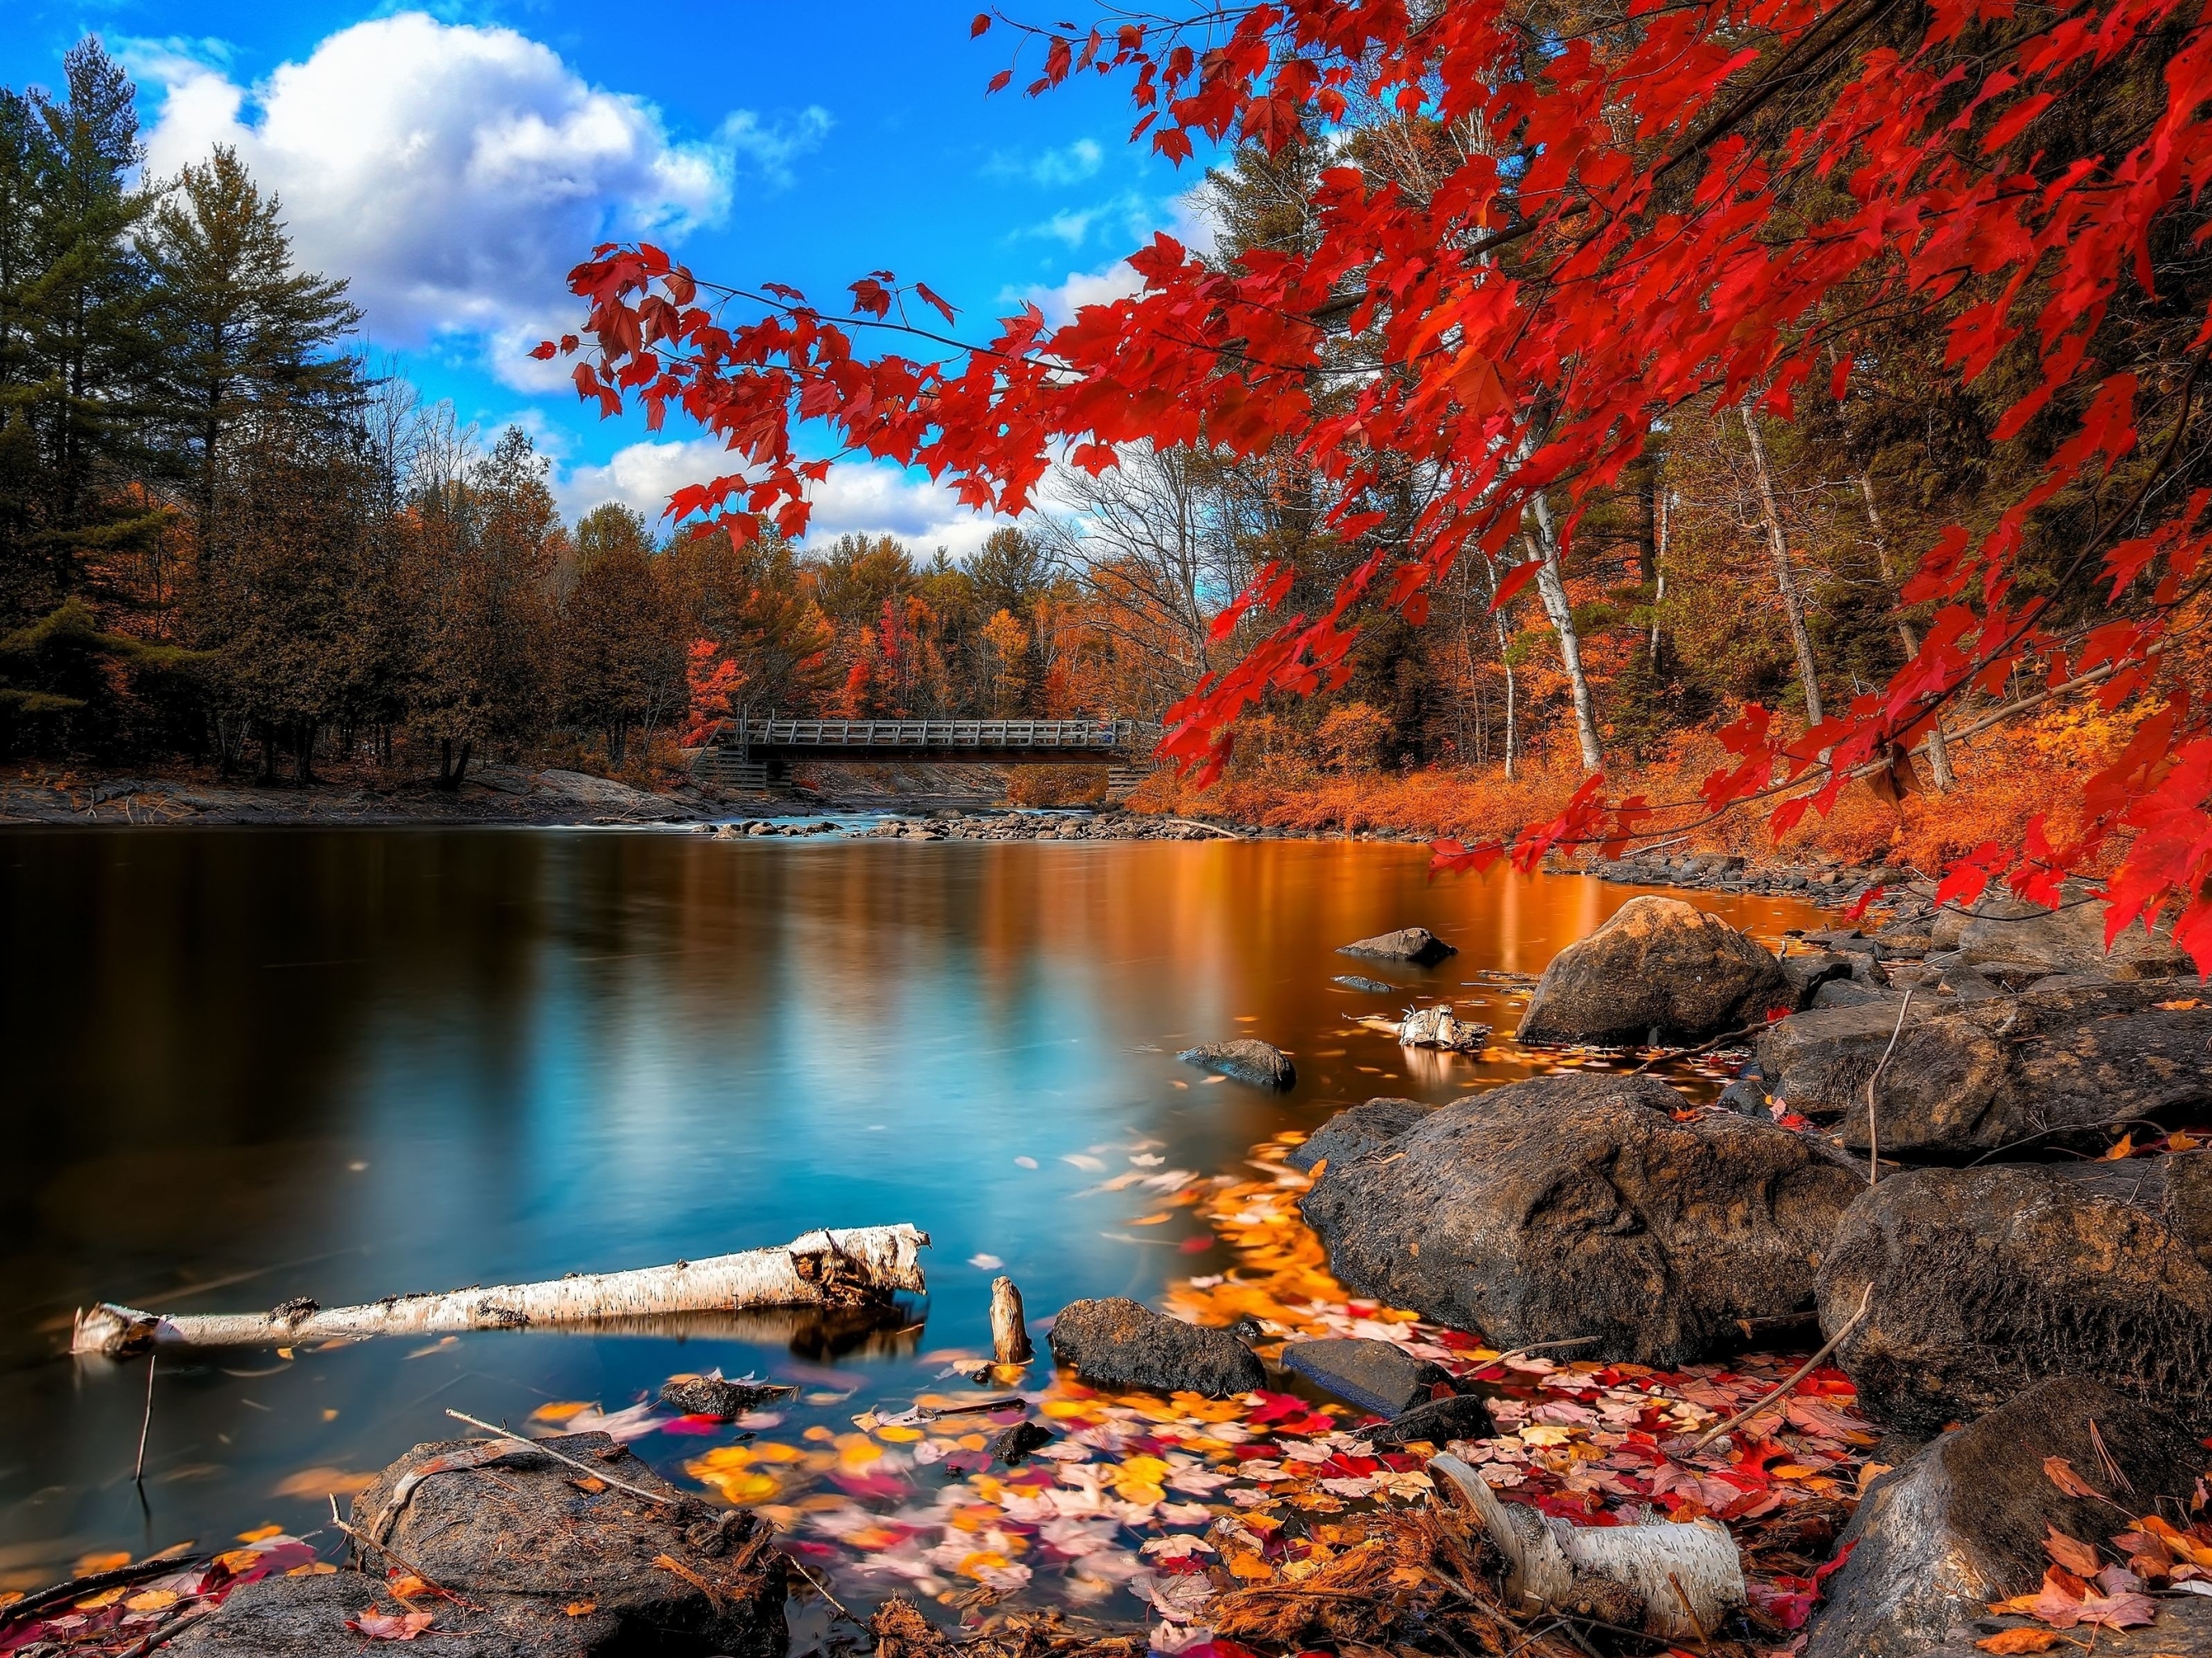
72,1225 -> 929,1358
990,1276 -> 1034,1365
1431,1452 -> 1746,1643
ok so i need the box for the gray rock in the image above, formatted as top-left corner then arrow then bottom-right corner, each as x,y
1811,977 -> 1893,1010
1716,1077 -> 1772,1117
1047,1297 -> 1266,1398
1806,1380 -> 2209,1658
1516,895 -> 1794,1046
1285,1098 -> 1432,1171
1332,974 -> 1396,993
1958,891 -> 2191,977
1300,1072 -> 1862,1364
1178,1039 -> 1296,1089
1759,981 -> 2212,1157
1819,1157 -> 2212,1433
1278,1337 -> 1453,1415
1338,927 -> 1457,966
168,1431 -> 785,1657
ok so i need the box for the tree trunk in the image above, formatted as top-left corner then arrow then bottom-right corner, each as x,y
71,1225 -> 932,1357
1526,491 -> 1603,773
294,719 -> 317,785
1652,487 -> 1670,670
1857,471 -> 1955,789
1739,395 -> 1824,728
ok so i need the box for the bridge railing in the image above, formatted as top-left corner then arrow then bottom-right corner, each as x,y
723,716 -> 1159,752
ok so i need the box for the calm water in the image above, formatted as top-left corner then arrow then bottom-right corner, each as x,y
0,827 -> 1821,1591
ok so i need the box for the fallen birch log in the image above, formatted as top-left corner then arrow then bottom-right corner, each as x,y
73,1225 -> 929,1358
1431,1452 -> 1745,1643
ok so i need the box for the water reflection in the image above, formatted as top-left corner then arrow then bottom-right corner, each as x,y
0,829 -> 1820,1586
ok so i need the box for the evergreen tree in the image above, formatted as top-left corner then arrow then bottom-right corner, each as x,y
143,147 -> 359,534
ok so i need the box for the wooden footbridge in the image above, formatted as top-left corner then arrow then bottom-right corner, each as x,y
693,716 -> 1162,796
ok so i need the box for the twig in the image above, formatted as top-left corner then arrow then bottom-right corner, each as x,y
1161,817 -> 1240,839
1668,1571 -> 1713,1651
1865,988 -> 1916,1186
329,1494 -> 480,1610
1687,1284 -> 1874,1455
1627,1022 -> 1763,1073
133,1353 -> 155,1484
443,1410 -> 680,1509
785,1554 -> 853,1620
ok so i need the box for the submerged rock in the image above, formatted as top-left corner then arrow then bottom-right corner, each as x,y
1337,927 -> 1457,966
1819,1157 -> 2212,1431
1285,1098 -> 1431,1171
1279,1337 -> 1453,1415
168,1431 -> 785,1658
1805,1380 -> 2209,1658
1047,1297 -> 1266,1397
1331,974 -> 1396,993
1760,982 -> 2212,1156
1367,1391 -> 1498,1449
1300,1072 -> 1861,1363
1516,895 -> 1793,1045
1177,1039 -> 1296,1089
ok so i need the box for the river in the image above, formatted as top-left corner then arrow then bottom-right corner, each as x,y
0,826 -> 1825,1597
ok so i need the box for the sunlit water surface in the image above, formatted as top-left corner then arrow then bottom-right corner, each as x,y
0,828 -> 1823,1595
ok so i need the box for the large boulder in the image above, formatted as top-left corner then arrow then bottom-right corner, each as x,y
1048,1297 -> 1266,1397
1178,1039 -> 1296,1089
1285,1098 -> 1432,1171
1761,983 -> 2212,1156
1922,1598 -> 2212,1657
1957,889 -> 2192,978
1818,1157 -> 2212,1432
1300,1073 -> 1863,1363
1516,896 -> 1793,1046
1805,1379 -> 2210,1658
1338,927 -> 1457,965
168,1432 -> 785,1658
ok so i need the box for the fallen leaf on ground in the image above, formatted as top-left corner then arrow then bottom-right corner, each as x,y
2044,1457 -> 2102,1499
564,1601 -> 598,1617
2044,1526 -> 2101,1575
1975,1630 -> 2061,1653
349,1609 -> 436,1639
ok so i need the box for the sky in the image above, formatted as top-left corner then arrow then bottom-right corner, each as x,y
1,2 -> 1219,554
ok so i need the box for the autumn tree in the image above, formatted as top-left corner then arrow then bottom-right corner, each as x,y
555,502 -> 682,764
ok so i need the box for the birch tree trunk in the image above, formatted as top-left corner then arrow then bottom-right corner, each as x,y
74,1225 -> 929,1358
1482,554 -> 1519,780
1738,395 -> 1824,728
1857,470 -> 1955,789
1525,491 -> 1603,772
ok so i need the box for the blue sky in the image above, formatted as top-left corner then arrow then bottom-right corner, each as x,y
2,2 -> 1217,551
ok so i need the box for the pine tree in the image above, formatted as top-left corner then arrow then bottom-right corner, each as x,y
143,146 -> 359,535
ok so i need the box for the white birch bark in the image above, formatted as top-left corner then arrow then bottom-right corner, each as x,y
73,1224 -> 929,1358
1857,470 -> 1955,789
1525,488 -> 1603,772
1738,395 -> 1825,728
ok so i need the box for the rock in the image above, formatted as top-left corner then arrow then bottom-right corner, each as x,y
1047,1297 -> 1266,1397
1958,890 -> 2192,978
1811,978 -> 1892,1009
1338,927 -> 1457,966
1366,1391 -> 1499,1449
1780,950 -> 1859,1006
168,1432 -> 785,1658
1759,982 -> 2212,1156
1279,1337 -> 1454,1415
1396,1005 -> 1491,1051
1177,1039 -> 1296,1089
1332,974 -> 1396,993
1716,1077 -> 1772,1117
1516,896 -> 1794,1045
989,1420 -> 1053,1465
657,1371 -> 794,1418
1285,1098 -> 1431,1171
1921,1597 -> 2212,1658
1818,1157 -> 2212,1432
1805,1380 -> 2210,1658
1300,1073 -> 1863,1364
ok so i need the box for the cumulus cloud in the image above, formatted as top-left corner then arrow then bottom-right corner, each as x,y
985,137 -> 1104,187
1006,186 -> 1219,325
136,15 -> 819,389
555,442 -> 1006,557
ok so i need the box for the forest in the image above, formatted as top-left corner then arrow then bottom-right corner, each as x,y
8,28 -> 2206,897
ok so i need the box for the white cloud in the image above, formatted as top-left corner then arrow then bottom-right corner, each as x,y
137,15 -> 818,389
1013,189 -> 1156,249
555,442 -> 1007,558
985,138 -> 1103,187
1005,187 -> 1219,326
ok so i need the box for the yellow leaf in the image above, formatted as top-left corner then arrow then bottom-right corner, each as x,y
125,1589 -> 179,1613
1975,1631 -> 2061,1654
2167,1130 -> 2202,1152
2104,1133 -> 2135,1160
73,1551 -> 133,1576
565,1601 -> 598,1618
1226,1552 -> 1274,1579
531,1401 -> 592,1423
272,1467 -> 376,1499
1129,1213 -> 1172,1226
287,1562 -> 338,1577
875,1426 -> 923,1443
76,1587 -> 129,1609
237,1524 -> 285,1542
